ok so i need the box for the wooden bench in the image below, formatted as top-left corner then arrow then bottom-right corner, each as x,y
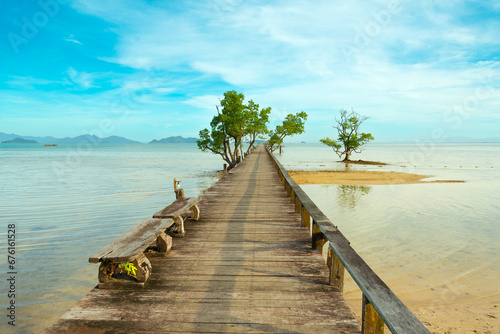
153,196 -> 201,237
89,218 -> 174,289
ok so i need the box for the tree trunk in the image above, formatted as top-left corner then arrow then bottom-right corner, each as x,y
343,151 -> 351,161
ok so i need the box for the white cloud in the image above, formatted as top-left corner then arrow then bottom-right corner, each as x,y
65,34 -> 83,45
183,95 -> 220,110
66,0 -> 500,140
67,67 -> 96,90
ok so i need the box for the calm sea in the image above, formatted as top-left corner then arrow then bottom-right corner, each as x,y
276,142 -> 500,324
1,142 -> 499,333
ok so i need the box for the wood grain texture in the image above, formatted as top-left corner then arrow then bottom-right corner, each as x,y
89,218 -> 174,264
45,145 -> 359,334
153,197 -> 201,219
266,147 -> 431,334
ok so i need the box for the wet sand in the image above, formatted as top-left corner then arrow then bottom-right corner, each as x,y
343,283 -> 499,334
290,170 -> 500,333
288,170 -> 464,185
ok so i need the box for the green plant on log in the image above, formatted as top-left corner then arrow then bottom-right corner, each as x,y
119,262 -> 137,276
320,109 -> 374,161
268,111 -> 308,153
107,262 -> 138,278
197,90 -> 270,169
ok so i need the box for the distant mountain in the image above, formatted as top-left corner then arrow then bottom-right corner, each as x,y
55,135 -> 141,144
1,137 -> 38,144
149,136 -> 198,144
0,132 -> 140,144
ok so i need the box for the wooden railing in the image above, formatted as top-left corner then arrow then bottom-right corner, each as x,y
266,147 -> 430,334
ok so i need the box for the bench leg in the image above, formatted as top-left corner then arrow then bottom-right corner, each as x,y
167,216 -> 186,237
97,253 -> 152,289
190,204 -> 200,220
156,232 -> 172,253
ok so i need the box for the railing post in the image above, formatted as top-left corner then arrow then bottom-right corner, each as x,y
362,294 -> 385,334
311,223 -> 326,252
294,197 -> 300,213
301,206 -> 310,231
290,189 -> 295,203
223,164 -> 228,175
327,245 -> 345,293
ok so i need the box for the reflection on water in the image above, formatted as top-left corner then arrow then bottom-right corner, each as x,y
335,185 -> 371,210
283,143 -> 500,331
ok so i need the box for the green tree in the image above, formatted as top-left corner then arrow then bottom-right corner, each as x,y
197,91 -> 270,169
268,111 -> 308,153
320,109 -> 374,161
244,100 -> 271,155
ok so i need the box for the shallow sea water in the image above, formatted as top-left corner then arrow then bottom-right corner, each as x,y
1,142 -> 499,333
277,143 -> 500,331
0,143 -> 223,333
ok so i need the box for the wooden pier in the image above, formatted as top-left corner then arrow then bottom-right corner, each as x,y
45,145 -> 429,333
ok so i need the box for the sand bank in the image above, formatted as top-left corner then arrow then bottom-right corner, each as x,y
288,170 -> 464,185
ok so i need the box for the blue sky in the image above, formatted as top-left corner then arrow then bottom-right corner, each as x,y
1,0 -> 499,143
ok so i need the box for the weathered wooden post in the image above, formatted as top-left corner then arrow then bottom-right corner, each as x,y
362,295 -> 385,334
327,245 -> 345,293
301,206 -> 310,230
311,224 -> 329,255
174,178 -> 184,199
223,164 -> 228,175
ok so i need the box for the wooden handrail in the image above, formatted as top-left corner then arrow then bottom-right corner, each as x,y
265,146 -> 430,334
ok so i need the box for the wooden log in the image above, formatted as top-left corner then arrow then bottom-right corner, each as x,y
175,188 -> 184,199
153,197 -> 201,219
89,218 -> 174,264
190,204 -> 200,221
98,253 -> 152,289
362,294 -> 385,334
167,216 -> 186,238
156,232 -> 172,253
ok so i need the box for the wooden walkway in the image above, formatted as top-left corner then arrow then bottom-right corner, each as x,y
46,146 -> 360,333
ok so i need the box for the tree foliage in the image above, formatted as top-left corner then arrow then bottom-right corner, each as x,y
197,91 -> 270,169
320,109 -> 374,161
268,111 -> 308,152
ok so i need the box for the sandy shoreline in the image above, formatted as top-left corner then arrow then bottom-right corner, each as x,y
288,170 -> 500,333
288,170 -> 464,185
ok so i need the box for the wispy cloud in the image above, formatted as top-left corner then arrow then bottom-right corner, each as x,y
1,0 -> 499,141
67,67 -> 96,90
65,34 -> 83,45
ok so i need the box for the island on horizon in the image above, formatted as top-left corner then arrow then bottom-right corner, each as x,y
1,137 -> 38,144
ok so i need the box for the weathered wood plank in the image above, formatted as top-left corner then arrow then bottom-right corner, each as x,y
153,197 -> 201,219
89,218 -> 174,263
266,146 -> 430,334
45,145 -> 359,334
